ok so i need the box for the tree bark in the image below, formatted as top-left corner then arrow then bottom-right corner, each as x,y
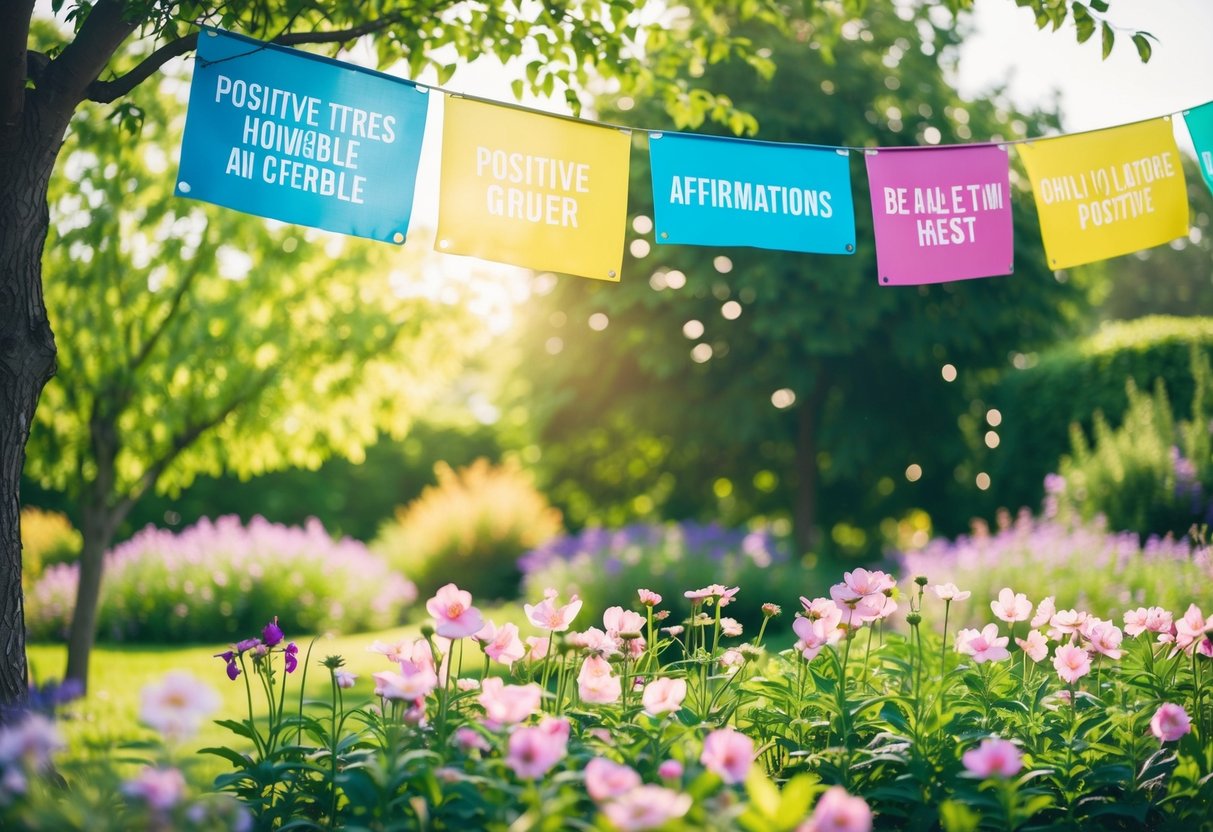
0,105 -> 60,709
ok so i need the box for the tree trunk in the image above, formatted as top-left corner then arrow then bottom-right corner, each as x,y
0,113 -> 59,709
792,380 -> 829,557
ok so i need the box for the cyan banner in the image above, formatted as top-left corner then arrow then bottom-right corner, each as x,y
1184,102 -> 1213,197
177,28 -> 429,243
647,132 -> 855,255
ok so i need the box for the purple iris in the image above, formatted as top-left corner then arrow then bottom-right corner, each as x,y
214,649 -> 241,680
262,617 -> 284,647
284,642 -> 299,674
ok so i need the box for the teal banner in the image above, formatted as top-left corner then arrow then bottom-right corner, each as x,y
177,29 -> 429,243
1184,101 -> 1213,197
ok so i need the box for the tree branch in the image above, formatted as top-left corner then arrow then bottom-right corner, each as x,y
87,16 -> 409,104
43,0 -> 138,110
0,0 -> 35,129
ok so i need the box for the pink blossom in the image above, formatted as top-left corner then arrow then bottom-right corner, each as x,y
799,597 -> 844,622
1053,644 -> 1091,684
797,786 -> 873,832
604,606 -> 646,637
505,719 -> 569,778
700,728 -> 754,784
584,757 -> 642,802
525,636 -> 550,661
842,568 -> 896,597
474,621 -> 526,666
0,713 -> 63,772
684,584 -> 741,607
334,669 -> 357,689
454,727 -> 491,752
478,677 -> 543,725
657,759 -> 684,779
457,678 -> 481,692
990,588 -> 1033,624
568,627 -> 621,656
426,583 -> 484,639
525,588 -> 583,632
719,649 -> 746,671
578,655 -> 622,704
662,625 -> 685,637
1015,629 -> 1049,663
1030,596 -> 1056,629
1123,606 -> 1172,637
637,589 -> 662,607
642,678 -> 687,716
602,785 -> 692,831
955,624 -> 1011,663
720,617 -> 744,637
1174,604 -> 1212,653
372,665 -> 438,701
962,738 -> 1023,778
1047,609 -> 1088,642
1084,619 -> 1124,659
122,767 -> 186,812
793,614 -> 843,661
367,638 -> 414,664
139,671 -> 221,742
829,582 -> 892,624
932,583 -> 971,602
1150,703 -> 1192,742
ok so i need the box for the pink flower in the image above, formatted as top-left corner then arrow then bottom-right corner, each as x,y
637,589 -> 662,607
426,583 -> 484,639
454,726 -> 491,752
122,767 -> 186,812
1053,644 -> 1091,684
1123,606 -> 1172,637
719,648 -> 745,671
990,588 -> 1032,624
962,738 -> 1023,778
797,786 -> 872,832
604,606 -> 646,637
372,665 -> 438,700
793,614 -> 843,661
578,655 -> 622,704
642,677 -> 687,716
505,719 -> 569,778
684,584 -> 741,607
1174,604 -> 1212,653
475,621 -> 527,667
568,627 -> 621,656
0,713 -> 62,772
1015,629 -> 1049,663
720,617 -> 744,637
829,581 -> 892,624
1047,609 -> 1088,642
334,669 -> 357,689
525,588 -> 583,632
602,785 -> 692,831
1150,703 -> 1192,742
842,568 -> 896,597
525,636 -> 550,661
367,638 -> 413,664
932,583 -> 971,602
478,677 -> 543,725
799,597 -> 844,623
1030,596 -> 1056,629
139,671 -> 221,742
657,759 -> 684,779
955,624 -> 1011,663
700,728 -> 754,785
1084,619 -> 1124,659
584,757 -> 642,802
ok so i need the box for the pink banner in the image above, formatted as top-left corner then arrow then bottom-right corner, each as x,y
865,145 -> 1013,286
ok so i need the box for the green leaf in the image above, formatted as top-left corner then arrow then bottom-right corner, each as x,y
1101,22 -> 1115,59
199,746 -> 253,768
1132,33 -> 1153,62
1072,4 -> 1095,43
511,79 -> 524,100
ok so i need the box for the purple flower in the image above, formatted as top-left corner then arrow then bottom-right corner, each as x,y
213,649 -> 241,681
262,617 -> 284,647
235,638 -> 261,653
284,642 -> 299,674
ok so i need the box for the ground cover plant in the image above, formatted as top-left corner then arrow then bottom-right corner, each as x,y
5,568 -> 1212,830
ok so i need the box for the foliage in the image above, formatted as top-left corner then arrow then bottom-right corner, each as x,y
899,511 -> 1212,630
10,564 -> 1213,830
1055,350 -> 1213,539
513,1 -> 1088,560
374,459 -> 563,602
19,507 -> 82,580
988,317 -> 1213,516
25,516 -> 416,643
520,521 -> 803,634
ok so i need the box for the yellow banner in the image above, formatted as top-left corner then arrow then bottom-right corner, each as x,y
436,96 -> 630,282
1018,119 -> 1189,269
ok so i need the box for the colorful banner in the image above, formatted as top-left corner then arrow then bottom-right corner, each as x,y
1017,119 -> 1189,269
1184,102 -> 1213,197
435,96 -> 631,282
865,145 -> 1013,285
176,29 -> 429,244
647,133 -> 855,255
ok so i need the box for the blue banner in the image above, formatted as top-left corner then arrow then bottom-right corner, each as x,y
177,29 -> 429,244
648,132 -> 855,255
1184,102 -> 1213,198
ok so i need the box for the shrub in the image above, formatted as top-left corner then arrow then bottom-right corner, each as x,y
373,459 -> 562,602
25,516 -> 416,643
19,507 -> 82,580
989,316 -> 1213,513
898,509 -> 1212,629
520,521 -> 804,634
